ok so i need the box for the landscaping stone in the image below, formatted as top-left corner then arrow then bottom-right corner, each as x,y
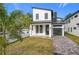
53,36 -> 79,55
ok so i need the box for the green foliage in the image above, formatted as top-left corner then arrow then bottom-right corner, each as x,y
0,4 -> 32,54
0,37 -> 6,54
64,13 -> 73,20
0,37 -> 6,47
0,3 -> 7,19
65,32 -> 79,44
21,14 -> 32,28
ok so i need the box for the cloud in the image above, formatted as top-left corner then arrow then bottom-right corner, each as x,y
59,3 -> 68,8
59,3 -> 63,8
62,3 -> 68,7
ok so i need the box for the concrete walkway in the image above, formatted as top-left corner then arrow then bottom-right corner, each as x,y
53,36 -> 79,55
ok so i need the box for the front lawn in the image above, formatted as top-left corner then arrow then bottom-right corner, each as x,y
6,37 -> 53,55
65,32 -> 79,44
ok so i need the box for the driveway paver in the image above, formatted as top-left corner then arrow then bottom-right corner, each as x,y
53,36 -> 79,55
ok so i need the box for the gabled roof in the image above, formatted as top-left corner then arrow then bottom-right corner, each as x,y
65,10 -> 79,20
32,7 -> 53,12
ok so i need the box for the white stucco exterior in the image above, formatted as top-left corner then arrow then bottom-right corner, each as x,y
30,7 -> 64,38
65,12 -> 79,37
32,8 -> 52,21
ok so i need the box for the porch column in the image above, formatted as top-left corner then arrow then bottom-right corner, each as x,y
49,24 -> 52,37
30,25 -> 32,36
62,25 -> 64,36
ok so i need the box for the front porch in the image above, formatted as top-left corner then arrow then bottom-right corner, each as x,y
30,23 -> 52,37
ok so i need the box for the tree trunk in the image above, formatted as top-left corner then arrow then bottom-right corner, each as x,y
3,26 -> 7,55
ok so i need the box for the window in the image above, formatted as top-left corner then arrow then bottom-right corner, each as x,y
71,17 -> 73,19
74,15 -> 78,18
71,27 -> 72,32
69,19 -> 70,23
46,25 -> 49,35
68,27 -> 69,32
73,27 -> 76,29
36,25 -> 39,33
40,25 -> 43,33
53,25 -> 62,27
36,25 -> 43,33
36,14 -> 39,19
45,13 -> 48,19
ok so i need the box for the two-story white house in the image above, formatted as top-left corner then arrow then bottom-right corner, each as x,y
64,10 -> 79,37
30,7 -> 64,38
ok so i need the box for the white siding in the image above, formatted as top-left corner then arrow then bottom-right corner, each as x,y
33,8 -> 52,21
65,13 -> 79,37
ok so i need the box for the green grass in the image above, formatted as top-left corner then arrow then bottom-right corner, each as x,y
65,32 -> 79,44
0,36 -> 6,55
6,37 -> 53,55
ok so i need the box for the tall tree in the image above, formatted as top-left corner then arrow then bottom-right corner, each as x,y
9,10 -> 24,41
0,4 -> 32,54
9,10 -> 32,41
21,13 -> 32,28
0,3 -> 8,54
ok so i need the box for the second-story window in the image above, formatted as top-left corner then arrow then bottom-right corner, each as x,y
74,15 -> 78,18
45,13 -> 48,19
36,13 -> 39,19
69,19 -> 70,23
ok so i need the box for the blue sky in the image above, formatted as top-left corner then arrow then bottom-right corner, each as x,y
4,3 -> 79,18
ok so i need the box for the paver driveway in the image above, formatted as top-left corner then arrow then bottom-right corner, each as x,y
53,36 -> 79,55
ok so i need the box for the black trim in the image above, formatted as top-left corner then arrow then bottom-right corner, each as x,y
32,21 -> 52,24
51,11 -> 53,22
31,21 -> 65,24
65,10 -> 79,20
32,7 -> 53,11
57,17 -> 63,20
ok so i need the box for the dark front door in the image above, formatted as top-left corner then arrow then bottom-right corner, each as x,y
53,28 -> 62,36
45,25 -> 49,35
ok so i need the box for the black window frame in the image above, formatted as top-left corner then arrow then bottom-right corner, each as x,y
45,13 -> 48,19
73,27 -> 76,30
74,15 -> 78,18
71,27 -> 72,32
69,19 -> 70,23
36,25 -> 39,33
40,25 -> 43,33
36,13 -> 39,19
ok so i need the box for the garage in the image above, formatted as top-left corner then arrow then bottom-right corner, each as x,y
53,28 -> 62,36
53,24 -> 64,36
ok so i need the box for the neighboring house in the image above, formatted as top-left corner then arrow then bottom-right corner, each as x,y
64,10 -> 79,37
30,7 -> 64,37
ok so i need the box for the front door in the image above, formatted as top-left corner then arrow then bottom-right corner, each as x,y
45,25 -> 49,35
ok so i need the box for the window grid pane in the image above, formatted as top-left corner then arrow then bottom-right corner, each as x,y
40,25 -> 43,33
36,14 -> 39,19
45,13 -> 48,19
